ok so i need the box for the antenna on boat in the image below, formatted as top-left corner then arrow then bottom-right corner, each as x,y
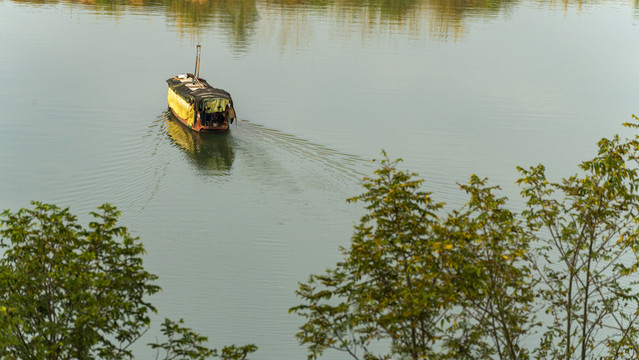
194,45 -> 202,80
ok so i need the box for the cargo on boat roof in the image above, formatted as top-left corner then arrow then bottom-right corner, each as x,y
166,45 -> 236,133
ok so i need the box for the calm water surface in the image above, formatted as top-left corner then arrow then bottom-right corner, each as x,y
1,0 -> 638,358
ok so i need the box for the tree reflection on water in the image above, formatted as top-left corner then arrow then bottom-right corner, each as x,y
10,0 -> 623,44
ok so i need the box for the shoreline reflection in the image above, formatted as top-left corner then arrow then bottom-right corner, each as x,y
9,0 -> 629,45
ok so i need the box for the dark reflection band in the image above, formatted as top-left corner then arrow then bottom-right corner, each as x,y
9,0 -> 560,43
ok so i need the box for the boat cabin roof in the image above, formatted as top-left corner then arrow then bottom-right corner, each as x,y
167,75 -> 233,103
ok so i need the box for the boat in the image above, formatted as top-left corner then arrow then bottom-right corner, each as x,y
166,45 -> 236,132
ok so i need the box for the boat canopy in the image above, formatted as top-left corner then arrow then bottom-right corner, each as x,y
203,98 -> 230,114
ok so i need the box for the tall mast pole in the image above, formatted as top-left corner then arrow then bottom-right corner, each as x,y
194,45 -> 201,79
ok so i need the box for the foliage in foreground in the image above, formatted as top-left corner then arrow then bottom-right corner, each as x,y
291,116 -> 639,360
0,203 -> 256,360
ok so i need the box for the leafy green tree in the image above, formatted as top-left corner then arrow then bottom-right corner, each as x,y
518,116 -> 639,360
0,202 -> 160,359
290,154 -> 449,359
442,175 -> 537,360
150,318 -> 218,360
290,154 -> 534,360
149,318 -> 257,360
292,116 -> 639,360
0,202 -> 257,360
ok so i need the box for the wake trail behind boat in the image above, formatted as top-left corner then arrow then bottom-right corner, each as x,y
234,119 -> 372,184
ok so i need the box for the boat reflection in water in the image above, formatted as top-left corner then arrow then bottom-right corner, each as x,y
165,112 -> 235,176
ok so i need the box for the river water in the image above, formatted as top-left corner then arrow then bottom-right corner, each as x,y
1,0 -> 638,358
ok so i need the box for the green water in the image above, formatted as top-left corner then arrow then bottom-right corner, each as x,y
1,0 -> 638,358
